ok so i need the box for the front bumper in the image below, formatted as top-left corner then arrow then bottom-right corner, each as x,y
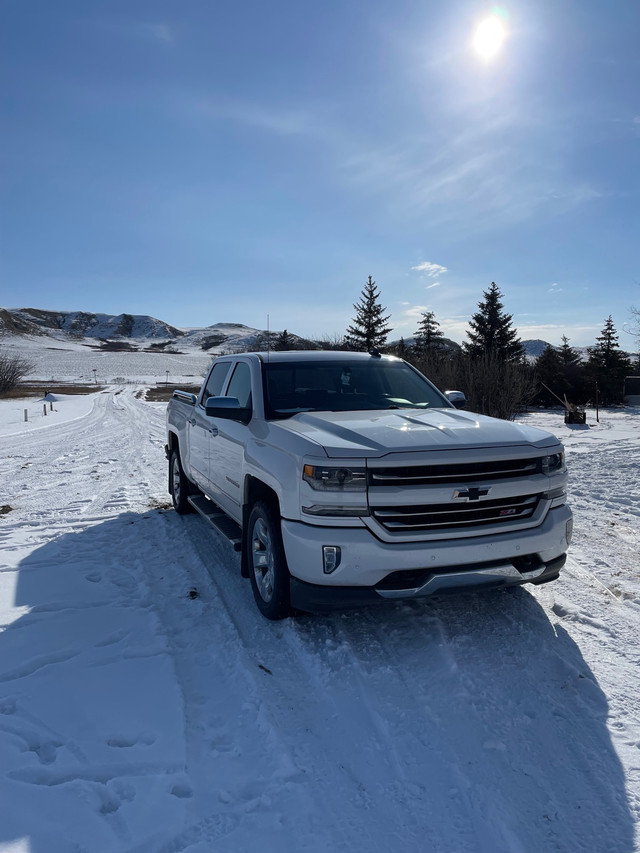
290,554 -> 566,612
281,504 -> 572,604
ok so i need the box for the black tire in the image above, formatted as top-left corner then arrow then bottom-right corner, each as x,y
169,448 -> 195,515
247,501 -> 291,620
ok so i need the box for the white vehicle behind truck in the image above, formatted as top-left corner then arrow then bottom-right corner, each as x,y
165,351 -> 572,619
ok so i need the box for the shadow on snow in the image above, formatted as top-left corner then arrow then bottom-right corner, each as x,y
0,508 -> 635,853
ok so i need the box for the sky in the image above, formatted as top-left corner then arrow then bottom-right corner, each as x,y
1,0 -> 639,348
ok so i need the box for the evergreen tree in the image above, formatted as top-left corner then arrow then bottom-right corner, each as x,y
557,335 -> 587,404
586,316 -> 632,405
345,276 -> 392,352
534,345 -> 565,406
393,337 -> 410,359
413,310 -> 445,359
464,282 -> 524,362
274,329 -> 293,351
558,335 -> 582,367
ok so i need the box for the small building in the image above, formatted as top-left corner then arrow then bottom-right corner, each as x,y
623,376 -> 640,405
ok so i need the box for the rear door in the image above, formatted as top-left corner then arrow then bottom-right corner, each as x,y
188,360 -> 232,488
209,360 -> 253,519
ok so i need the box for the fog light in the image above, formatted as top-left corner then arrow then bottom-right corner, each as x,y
323,546 -> 341,574
566,519 -> 573,545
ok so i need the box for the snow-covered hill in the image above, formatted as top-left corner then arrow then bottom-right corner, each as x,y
0,308 -> 307,357
0,310 -> 315,384
0,307 -> 183,341
1,387 -> 639,852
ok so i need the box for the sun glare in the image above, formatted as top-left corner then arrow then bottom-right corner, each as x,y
473,16 -> 506,60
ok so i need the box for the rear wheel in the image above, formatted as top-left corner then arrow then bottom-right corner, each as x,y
169,449 -> 194,515
247,501 -> 290,620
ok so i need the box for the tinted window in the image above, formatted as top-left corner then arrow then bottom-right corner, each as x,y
226,362 -> 252,408
263,360 -> 449,418
202,362 -> 231,401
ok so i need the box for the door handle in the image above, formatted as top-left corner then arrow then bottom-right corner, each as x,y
188,418 -> 196,426
209,426 -> 219,436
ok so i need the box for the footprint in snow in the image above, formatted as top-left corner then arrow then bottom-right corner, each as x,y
106,732 -> 156,748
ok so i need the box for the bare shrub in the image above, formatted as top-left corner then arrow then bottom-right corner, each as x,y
411,352 -> 536,420
313,333 -> 348,351
0,351 -> 34,393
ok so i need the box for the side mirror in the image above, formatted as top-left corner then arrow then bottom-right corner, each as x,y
205,396 -> 252,424
445,390 -> 467,409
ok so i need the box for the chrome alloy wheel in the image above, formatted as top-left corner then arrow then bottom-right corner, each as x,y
171,453 -> 182,505
251,517 -> 275,603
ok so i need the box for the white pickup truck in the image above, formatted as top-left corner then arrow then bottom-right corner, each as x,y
165,351 -> 572,619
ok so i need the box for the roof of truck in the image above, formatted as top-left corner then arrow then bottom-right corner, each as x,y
245,350 -> 401,363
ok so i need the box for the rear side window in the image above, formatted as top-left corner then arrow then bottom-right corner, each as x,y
226,362 -> 252,408
202,362 -> 231,402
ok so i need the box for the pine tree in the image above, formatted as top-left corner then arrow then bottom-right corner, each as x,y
464,282 -> 524,362
274,329 -> 293,351
345,276 -> 392,352
394,337 -> 410,359
557,335 -> 587,404
558,335 -> 582,367
534,345 -> 564,407
586,316 -> 632,405
413,310 -> 445,359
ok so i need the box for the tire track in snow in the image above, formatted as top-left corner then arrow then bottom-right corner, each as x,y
2,389 -> 167,530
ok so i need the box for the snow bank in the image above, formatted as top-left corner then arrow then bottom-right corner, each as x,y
0,392 -> 101,438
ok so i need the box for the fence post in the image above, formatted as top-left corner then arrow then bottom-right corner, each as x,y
24,409 -> 28,422
43,404 -> 47,417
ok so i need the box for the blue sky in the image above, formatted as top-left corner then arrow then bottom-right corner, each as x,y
1,0 -> 639,347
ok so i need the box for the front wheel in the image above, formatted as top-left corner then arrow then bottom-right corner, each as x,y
169,449 -> 194,515
247,501 -> 291,620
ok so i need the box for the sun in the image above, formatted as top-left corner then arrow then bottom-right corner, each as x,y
473,16 -> 507,60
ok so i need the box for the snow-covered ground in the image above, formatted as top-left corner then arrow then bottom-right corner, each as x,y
2,337 -> 213,385
1,388 -> 639,852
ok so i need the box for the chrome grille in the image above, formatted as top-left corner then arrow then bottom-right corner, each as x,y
369,458 -> 539,487
371,494 -> 540,532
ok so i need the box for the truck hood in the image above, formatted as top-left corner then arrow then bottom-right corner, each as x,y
276,408 -> 560,458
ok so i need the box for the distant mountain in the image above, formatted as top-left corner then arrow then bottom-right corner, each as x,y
521,339 -> 551,359
0,308 -> 309,356
520,340 -> 616,362
390,336 -> 461,353
0,308 -> 183,341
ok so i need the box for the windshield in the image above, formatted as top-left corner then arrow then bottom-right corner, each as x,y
263,359 -> 451,419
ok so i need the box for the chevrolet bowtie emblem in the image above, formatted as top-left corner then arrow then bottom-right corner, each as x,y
453,487 -> 490,501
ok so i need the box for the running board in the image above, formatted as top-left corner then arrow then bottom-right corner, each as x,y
187,495 -> 242,552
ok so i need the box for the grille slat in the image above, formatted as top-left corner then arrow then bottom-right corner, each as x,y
371,494 -> 540,532
369,458 -> 538,487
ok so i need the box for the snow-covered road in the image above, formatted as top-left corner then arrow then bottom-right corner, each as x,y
1,390 -> 638,852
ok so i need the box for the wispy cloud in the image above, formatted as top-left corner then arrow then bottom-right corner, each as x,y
411,261 -> 448,277
340,102 -> 604,234
402,304 -> 429,321
549,282 -> 563,293
185,99 -> 309,135
515,323 -> 601,345
143,23 -> 173,43
174,87 -> 603,238
426,281 -> 442,289
95,18 -> 176,48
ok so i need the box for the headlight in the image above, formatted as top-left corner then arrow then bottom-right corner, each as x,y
541,452 -> 566,475
302,464 -> 367,492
